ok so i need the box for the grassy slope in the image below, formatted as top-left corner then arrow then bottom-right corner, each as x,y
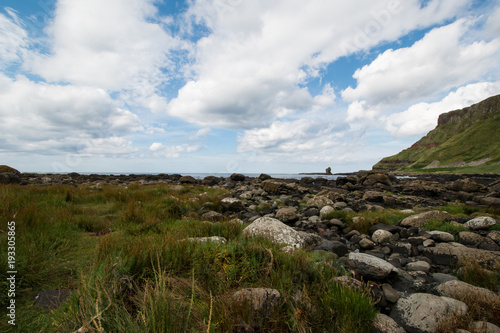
374,95 -> 500,173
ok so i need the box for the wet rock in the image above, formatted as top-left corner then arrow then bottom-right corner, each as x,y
391,293 -> 468,333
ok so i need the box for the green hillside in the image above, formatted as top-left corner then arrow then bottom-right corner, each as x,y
374,94 -> 500,173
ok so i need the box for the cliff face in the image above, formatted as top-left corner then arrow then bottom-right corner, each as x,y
373,94 -> 500,173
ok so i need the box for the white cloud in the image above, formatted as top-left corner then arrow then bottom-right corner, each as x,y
342,19 -> 500,108
28,0 -> 185,94
80,137 -> 138,155
0,9 -> 28,66
384,81 -> 500,137
167,0 -> 471,129
149,142 -> 202,158
0,73 -> 143,153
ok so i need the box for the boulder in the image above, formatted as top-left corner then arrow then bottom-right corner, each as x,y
0,172 -> 21,184
400,211 -> 453,228
221,197 -> 246,212
275,207 -> 298,224
348,253 -> 397,280
464,216 -> 497,230
391,293 -> 468,333
243,217 -> 307,248
230,173 -> 246,182
406,261 -> 431,274
201,211 -> 224,222
488,230 -> 500,245
427,230 -> 455,243
469,321 -> 500,333
435,280 -> 498,303
372,229 -> 396,244
306,196 -> 334,207
179,176 -> 196,184
319,205 -> 335,219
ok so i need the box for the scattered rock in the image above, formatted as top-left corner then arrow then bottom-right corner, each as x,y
435,280 -> 498,302
221,197 -> 246,212
275,207 -> 298,224
371,313 -> 406,333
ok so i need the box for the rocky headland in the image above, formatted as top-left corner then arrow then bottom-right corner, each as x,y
2,168 -> 500,332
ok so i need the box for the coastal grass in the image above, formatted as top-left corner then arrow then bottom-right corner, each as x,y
0,183 -> 377,332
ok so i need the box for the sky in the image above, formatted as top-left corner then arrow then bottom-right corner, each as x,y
1,0 -> 499,174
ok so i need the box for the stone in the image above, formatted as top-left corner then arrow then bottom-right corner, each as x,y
435,280 -> 498,303
488,230 -> 500,244
391,293 -> 468,333
406,261 -> 431,274
201,210 -> 224,222
371,313 -> 406,333
432,273 -> 458,283
230,173 -> 246,181
459,231 -> 485,247
422,242 -> 500,267
469,321 -> 500,333
423,239 -> 435,247
319,205 -> 335,219
382,284 -> 400,303
333,201 -> 348,210
400,210 -> 453,228
359,238 -> 376,250
179,175 -> 197,184
221,197 -> 246,212
243,217 -> 307,248
348,253 -> 397,280
313,240 -> 348,257
369,223 -> 402,235
427,230 -> 455,243
187,236 -> 227,244
465,216 -> 497,230
307,195 -> 334,207
275,207 -> 298,224
372,229 -> 395,244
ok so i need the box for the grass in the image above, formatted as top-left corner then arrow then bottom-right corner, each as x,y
0,183 -> 377,332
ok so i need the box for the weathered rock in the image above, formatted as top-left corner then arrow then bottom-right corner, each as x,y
186,236 -> 227,244
275,207 -> 298,224
371,313 -> 406,333
362,172 -> 393,187
435,280 -> 498,303
391,293 -> 468,333
179,175 -> 197,184
488,230 -> 500,245
348,253 -> 397,280
400,211 -> 453,228
372,229 -> 396,244
432,273 -> 458,283
230,173 -> 246,181
307,195 -> 334,207
360,238 -> 376,250
319,205 -> 335,219
459,231 -> 486,247
201,210 -> 224,222
428,230 -> 455,243
221,197 -> 246,212
406,261 -> 431,274
243,217 -> 307,248
422,242 -> 500,267
464,216 -> 497,230
382,284 -> 400,303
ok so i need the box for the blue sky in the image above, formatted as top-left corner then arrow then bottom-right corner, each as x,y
1,0 -> 499,174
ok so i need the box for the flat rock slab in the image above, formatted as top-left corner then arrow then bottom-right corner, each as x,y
391,293 -> 468,333
348,252 -> 397,280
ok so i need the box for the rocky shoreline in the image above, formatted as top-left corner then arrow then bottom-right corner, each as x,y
2,169 -> 500,332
